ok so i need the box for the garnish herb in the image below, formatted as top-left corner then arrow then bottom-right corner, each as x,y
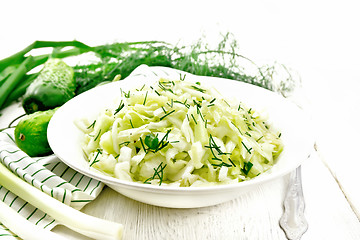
158,81 -> 174,93
161,106 -> 167,114
241,161 -> 253,175
191,85 -> 206,93
150,86 -> 161,96
144,134 -> 159,150
129,119 -> 134,128
231,121 -> 243,135
137,84 -> 145,91
256,136 -> 264,142
94,129 -> 101,141
241,141 -> 252,154
87,120 -> 96,129
142,91 -> 148,105
144,162 -> 167,185
119,141 -> 130,147
205,134 -> 231,161
190,114 -> 197,125
122,90 -> 131,98
114,100 -> 125,115
159,109 -> 175,121
237,103 -> 242,111
90,149 -> 102,167
211,160 -> 233,168
141,130 -> 171,153
179,73 -> 186,81
166,99 -> 174,108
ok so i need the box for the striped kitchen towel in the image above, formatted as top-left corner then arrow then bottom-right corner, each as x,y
0,128 -> 104,239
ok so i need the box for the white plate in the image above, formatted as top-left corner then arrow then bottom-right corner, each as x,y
47,65 -> 314,208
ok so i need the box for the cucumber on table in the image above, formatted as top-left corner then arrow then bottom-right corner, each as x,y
22,58 -> 75,114
14,108 -> 57,157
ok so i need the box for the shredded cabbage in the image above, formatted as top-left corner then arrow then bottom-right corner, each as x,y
77,78 -> 283,187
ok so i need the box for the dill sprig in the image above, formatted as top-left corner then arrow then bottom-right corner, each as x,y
73,33 -> 297,96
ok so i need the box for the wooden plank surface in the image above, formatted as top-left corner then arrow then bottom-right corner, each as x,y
51,150 -> 360,240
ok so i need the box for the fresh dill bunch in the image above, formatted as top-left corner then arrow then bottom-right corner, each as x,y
73,33 -> 298,96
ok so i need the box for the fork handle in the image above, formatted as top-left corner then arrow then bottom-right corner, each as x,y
280,166 -> 308,240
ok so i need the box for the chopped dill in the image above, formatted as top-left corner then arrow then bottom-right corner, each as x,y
143,91 -> 148,105
228,158 -> 236,167
121,89 -> 131,98
166,99 -> 174,108
150,86 -> 161,96
241,161 -> 253,175
241,141 -> 252,154
193,99 -> 202,108
237,103 -> 242,111
191,85 -> 206,93
174,100 -> 190,108
137,84 -> 145,91
144,162 -> 167,185
191,114 -> 197,125
179,73 -> 186,81
160,109 -> 175,120
231,121 -> 243,135
94,129 -> 101,141
205,134 -> 231,161
161,106 -> 167,114
223,99 -> 231,107
90,149 -> 102,167
87,120 -> 96,129
211,160 -> 233,168
209,98 -> 216,104
119,141 -> 131,147
114,100 -> 125,115
158,81 -> 174,93
256,136 -> 264,142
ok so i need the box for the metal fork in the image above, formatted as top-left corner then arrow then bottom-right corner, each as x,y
280,166 -> 308,240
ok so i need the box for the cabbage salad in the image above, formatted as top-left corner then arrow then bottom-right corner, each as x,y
76,78 -> 283,187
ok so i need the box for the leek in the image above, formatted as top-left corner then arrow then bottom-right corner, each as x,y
0,163 -> 123,240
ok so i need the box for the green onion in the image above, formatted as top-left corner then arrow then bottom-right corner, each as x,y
0,56 -> 35,109
0,163 -> 123,240
0,199 -> 67,240
159,109 -> 175,121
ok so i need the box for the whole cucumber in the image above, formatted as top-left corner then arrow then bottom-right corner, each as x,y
22,58 -> 75,114
14,108 -> 57,157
